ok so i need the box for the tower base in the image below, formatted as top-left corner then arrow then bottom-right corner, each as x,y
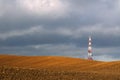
88,57 -> 93,60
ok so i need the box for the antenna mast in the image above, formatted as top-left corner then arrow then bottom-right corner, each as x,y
88,36 -> 93,60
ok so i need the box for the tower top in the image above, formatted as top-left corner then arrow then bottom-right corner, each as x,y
89,36 -> 92,41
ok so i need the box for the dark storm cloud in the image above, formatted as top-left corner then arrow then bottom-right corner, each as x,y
0,33 -> 71,46
0,0 -> 120,61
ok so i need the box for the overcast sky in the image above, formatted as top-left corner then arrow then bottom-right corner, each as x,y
0,0 -> 120,61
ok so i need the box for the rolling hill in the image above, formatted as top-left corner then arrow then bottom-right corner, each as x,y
0,54 -> 120,80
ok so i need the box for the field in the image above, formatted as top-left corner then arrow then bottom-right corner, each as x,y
0,55 -> 120,80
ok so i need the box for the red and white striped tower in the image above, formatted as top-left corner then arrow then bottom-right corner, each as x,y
88,36 -> 93,60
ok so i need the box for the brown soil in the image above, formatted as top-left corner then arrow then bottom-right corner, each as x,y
0,54 -> 120,80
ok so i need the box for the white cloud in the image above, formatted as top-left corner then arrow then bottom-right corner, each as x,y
0,3 -> 4,17
73,24 -> 120,38
0,1 -> 7,17
115,0 -> 120,9
0,26 -> 43,40
0,26 -> 74,40
1,24 -> 120,40
17,0 -> 69,18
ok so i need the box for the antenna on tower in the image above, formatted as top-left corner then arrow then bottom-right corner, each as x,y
88,36 -> 93,60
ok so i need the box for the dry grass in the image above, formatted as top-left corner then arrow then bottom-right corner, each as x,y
0,54 -> 120,80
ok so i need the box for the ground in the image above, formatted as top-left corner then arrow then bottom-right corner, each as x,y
0,55 -> 120,80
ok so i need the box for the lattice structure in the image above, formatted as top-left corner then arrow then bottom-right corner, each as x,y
88,36 -> 93,60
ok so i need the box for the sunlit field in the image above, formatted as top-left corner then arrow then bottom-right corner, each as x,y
0,55 -> 120,80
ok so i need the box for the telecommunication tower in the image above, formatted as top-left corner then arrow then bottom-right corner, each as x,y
88,36 -> 93,60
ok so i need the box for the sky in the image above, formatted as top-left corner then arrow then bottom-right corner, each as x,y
0,0 -> 120,61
